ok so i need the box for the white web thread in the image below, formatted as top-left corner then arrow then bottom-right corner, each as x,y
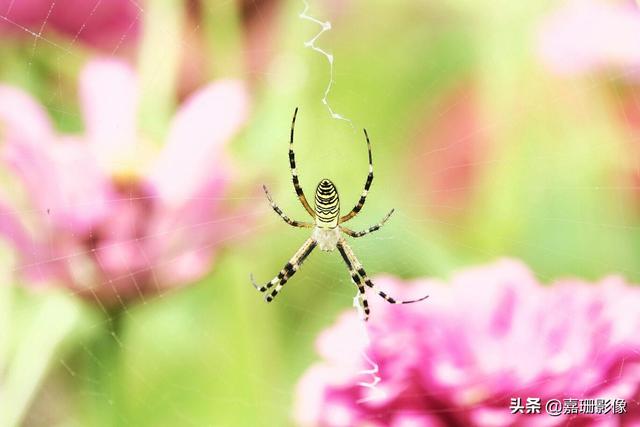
352,294 -> 386,404
2,1 -> 640,421
298,0 -> 382,404
0,2 -> 638,422
299,0 -> 352,126
27,0 -> 56,70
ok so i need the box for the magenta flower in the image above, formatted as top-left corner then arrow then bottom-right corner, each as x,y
0,0 -> 141,51
0,58 -> 249,304
295,259 -> 640,426
536,0 -> 640,78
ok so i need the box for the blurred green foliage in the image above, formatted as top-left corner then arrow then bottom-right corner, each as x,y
1,0 -> 639,426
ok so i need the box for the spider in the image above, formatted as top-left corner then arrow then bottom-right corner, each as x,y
251,108 -> 429,321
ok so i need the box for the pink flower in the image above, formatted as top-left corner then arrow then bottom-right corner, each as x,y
411,85 -> 485,220
536,0 -> 640,78
294,259 -> 640,426
0,0 -> 141,51
0,58 -> 249,304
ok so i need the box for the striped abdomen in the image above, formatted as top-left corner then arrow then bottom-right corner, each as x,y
315,179 -> 340,228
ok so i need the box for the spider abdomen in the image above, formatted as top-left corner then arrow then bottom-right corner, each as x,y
314,179 -> 340,228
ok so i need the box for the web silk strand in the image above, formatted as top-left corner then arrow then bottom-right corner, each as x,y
299,0 -> 352,126
300,0 -> 377,402
352,295 -> 386,404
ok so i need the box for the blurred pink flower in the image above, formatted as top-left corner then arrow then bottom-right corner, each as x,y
295,259 -> 640,426
411,85 -> 485,220
536,0 -> 640,78
539,1 -> 640,208
0,0 -> 141,51
0,58 -> 249,304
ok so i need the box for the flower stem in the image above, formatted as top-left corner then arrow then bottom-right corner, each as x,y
84,307 -> 126,427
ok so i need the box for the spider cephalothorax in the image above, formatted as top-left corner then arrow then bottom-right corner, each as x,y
251,108 -> 428,321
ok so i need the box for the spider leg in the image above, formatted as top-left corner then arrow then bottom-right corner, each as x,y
340,209 -> 394,238
250,238 -> 316,302
339,128 -> 373,224
339,238 -> 429,306
289,108 -> 316,218
263,185 -> 313,228
337,243 -> 370,321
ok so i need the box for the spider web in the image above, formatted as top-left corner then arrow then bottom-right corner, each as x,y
1,0 -> 640,426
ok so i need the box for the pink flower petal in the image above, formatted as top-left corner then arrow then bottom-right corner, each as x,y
4,135 -> 111,232
537,0 -> 640,77
79,58 -> 138,172
0,86 -> 110,233
391,413 -> 447,427
48,0 -> 141,51
0,85 -> 53,145
294,365 -> 332,427
150,173 -> 250,286
0,0 -> 140,51
1,64 -> 252,306
295,259 -> 640,425
0,199 -> 35,260
149,80 -> 249,206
